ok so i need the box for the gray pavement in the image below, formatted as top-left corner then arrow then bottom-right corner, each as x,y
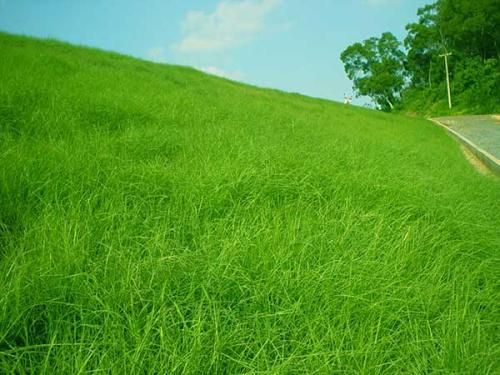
434,115 -> 500,160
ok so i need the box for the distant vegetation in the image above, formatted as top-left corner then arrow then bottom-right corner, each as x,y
1,32 -> 499,373
341,0 -> 499,115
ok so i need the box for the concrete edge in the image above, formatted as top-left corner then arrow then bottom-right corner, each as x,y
429,118 -> 500,176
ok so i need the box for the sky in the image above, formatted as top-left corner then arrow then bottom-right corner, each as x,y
0,0 -> 432,105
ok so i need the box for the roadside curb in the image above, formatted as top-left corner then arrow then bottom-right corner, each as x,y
429,118 -> 500,176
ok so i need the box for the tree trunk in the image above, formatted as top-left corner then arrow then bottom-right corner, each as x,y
385,97 -> 394,110
428,60 -> 432,88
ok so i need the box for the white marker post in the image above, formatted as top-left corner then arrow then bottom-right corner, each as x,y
439,52 -> 452,109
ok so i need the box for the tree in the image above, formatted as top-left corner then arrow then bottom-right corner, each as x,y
404,4 -> 442,88
437,0 -> 500,61
401,0 -> 500,114
340,32 -> 406,111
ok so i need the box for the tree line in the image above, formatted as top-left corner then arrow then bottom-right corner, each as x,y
340,0 -> 499,114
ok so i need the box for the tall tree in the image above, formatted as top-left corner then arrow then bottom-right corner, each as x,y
404,4 -> 442,88
402,0 -> 499,113
340,32 -> 406,111
438,0 -> 500,61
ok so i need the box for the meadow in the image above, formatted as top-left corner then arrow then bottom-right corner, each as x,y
0,32 -> 499,373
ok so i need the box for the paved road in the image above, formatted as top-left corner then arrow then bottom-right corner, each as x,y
434,115 -> 500,160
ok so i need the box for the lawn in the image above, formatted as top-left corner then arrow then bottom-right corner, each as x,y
0,32 -> 499,373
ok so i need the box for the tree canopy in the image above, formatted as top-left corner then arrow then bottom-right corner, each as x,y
340,0 -> 500,114
340,32 -> 406,111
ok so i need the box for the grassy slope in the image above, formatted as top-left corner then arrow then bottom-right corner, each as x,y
0,32 -> 499,373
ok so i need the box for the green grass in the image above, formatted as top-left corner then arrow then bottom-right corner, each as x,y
0,32 -> 499,373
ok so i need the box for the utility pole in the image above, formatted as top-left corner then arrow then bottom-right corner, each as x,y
439,52 -> 452,109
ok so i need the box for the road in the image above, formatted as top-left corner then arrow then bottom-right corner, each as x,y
432,115 -> 500,174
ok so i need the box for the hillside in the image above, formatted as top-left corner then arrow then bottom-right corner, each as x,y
1,32 -> 499,373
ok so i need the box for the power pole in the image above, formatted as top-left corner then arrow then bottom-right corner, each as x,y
439,52 -> 452,109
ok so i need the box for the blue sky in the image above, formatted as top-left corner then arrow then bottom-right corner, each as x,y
0,0 -> 431,105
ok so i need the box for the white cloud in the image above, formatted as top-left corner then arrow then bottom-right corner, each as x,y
199,66 -> 243,81
146,47 -> 167,63
173,0 -> 282,53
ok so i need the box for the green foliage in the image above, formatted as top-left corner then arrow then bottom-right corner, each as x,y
453,57 -> 500,113
342,0 -> 499,115
437,0 -> 500,60
1,32 -> 500,373
401,57 -> 500,116
404,4 -> 441,89
341,32 -> 406,111
402,0 -> 500,115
